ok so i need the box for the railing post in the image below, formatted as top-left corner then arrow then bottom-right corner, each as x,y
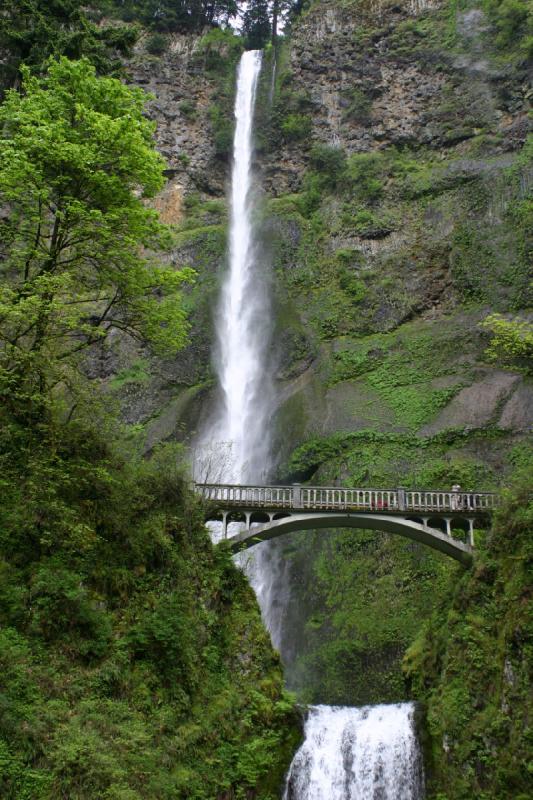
397,487 -> 406,512
292,483 -> 302,509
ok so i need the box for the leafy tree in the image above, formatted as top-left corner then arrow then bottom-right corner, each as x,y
111,0 -> 238,33
0,0 -> 137,88
0,57 -> 193,414
242,0 -> 272,49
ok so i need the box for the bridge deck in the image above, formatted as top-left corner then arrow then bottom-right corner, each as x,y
195,483 -> 499,516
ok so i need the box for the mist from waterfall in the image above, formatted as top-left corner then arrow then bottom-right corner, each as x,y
284,703 -> 425,800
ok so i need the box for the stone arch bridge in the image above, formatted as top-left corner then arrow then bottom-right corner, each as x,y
195,483 -> 501,567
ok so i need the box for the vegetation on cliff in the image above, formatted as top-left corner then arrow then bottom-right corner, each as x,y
0,409 -> 298,798
0,1 -> 137,88
405,474 -> 533,800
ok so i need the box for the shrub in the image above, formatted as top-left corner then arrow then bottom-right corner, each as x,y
308,144 -> 347,189
145,32 -> 167,55
345,153 -> 384,202
481,313 -> 533,373
209,104 -> 234,159
178,98 -> 196,118
197,28 -> 244,71
342,87 -> 372,123
281,113 -> 312,142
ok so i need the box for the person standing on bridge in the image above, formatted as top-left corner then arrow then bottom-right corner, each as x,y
451,484 -> 462,511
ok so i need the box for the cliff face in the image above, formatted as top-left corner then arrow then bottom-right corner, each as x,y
262,0 -> 529,192
113,0 -> 531,466
104,0 -> 531,721
262,0 -> 531,465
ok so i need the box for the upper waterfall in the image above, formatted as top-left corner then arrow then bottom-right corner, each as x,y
199,49 -> 273,485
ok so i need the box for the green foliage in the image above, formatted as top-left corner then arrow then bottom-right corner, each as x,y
308,144 -> 347,184
481,313 -> 533,372
283,425 -> 498,490
0,57 -> 192,409
286,529 -> 454,705
0,404 -> 299,798
145,32 -> 167,55
280,113 -> 313,142
326,324 -> 470,429
344,208 -> 393,238
484,0 -> 533,60
178,98 -> 196,118
110,360 -> 151,389
405,476 -> 533,798
243,0 -> 272,49
0,0 -> 137,87
344,152 -> 385,203
109,0 -> 239,34
209,103 -> 234,158
341,86 -> 372,123
196,27 -> 244,72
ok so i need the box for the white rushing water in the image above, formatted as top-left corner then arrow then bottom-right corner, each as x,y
284,703 -> 425,800
195,48 -> 285,646
198,48 -> 273,485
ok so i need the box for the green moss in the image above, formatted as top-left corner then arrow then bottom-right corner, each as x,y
280,113 -> 313,142
341,86 -> 372,123
110,359 -> 151,389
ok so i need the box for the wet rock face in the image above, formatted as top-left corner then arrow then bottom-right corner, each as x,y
99,3 -> 532,457
126,32 -> 228,201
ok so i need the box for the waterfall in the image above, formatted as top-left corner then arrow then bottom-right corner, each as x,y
198,48 -> 273,485
284,704 -> 425,800
196,48 -> 284,633
198,53 -> 426,800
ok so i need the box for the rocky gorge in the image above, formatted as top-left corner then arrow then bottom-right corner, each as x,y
107,2 -> 532,795
0,0 -> 531,797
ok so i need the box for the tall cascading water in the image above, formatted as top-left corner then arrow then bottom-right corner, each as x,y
198,49 -> 273,486
196,49 -> 286,627
284,704 -> 425,800
197,50 -> 426,799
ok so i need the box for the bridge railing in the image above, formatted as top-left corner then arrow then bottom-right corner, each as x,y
197,483 -> 293,507
405,490 -> 499,512
299,487 -> 399,511
195,483 -> 500,515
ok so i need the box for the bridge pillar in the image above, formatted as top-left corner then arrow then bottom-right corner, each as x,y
222,512 -> 228,540
397,487 -> 406,512
292,483 -> 302,509
467,518 -> 475,547
245,512 -> 251,531
443,517 -> 452,536
421,517 -> 429,528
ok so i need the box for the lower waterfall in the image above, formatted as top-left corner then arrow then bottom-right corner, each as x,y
284,703 -> 424,800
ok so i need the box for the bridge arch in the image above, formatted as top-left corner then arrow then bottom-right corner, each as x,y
225,512 -> 474,566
